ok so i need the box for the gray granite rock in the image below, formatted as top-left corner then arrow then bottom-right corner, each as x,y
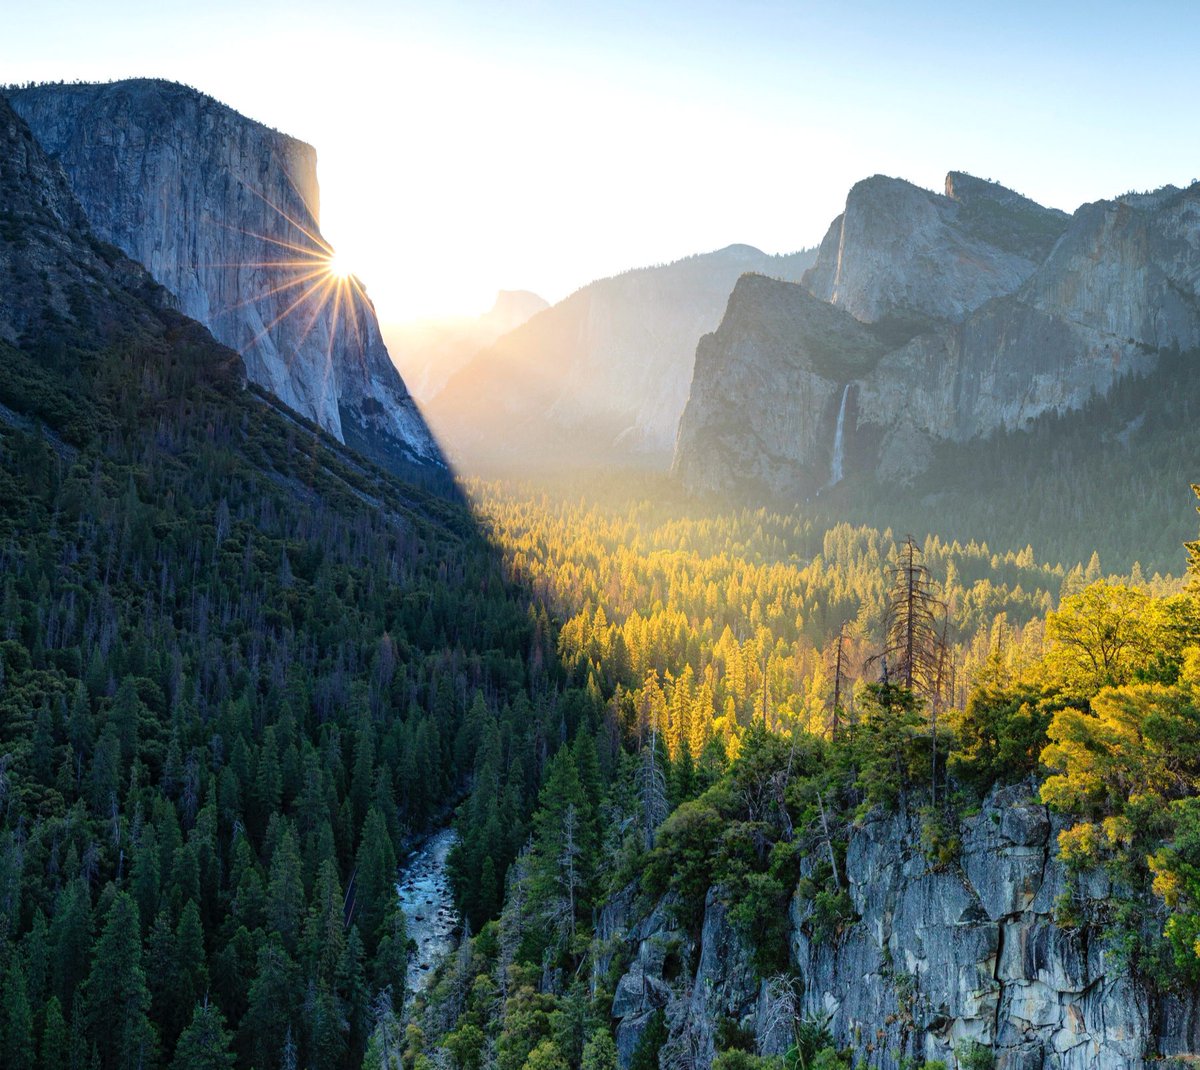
9,79 -> 441,476
609,782 -> 1198,1070
673,174 -> 1200,497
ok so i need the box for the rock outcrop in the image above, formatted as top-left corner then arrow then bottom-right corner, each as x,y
8,79 -> 442,477
672,274 -> 888,498
429,245 -> 816,473
673,174 -> 1200,497
607,783 -> 1198,1070
804,172 -> 1068,325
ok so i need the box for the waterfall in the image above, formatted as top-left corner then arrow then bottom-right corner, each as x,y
828,384 -> 851,486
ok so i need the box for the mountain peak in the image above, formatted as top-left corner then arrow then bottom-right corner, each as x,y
716,243 -> 768,259
804,170 -> 1067,323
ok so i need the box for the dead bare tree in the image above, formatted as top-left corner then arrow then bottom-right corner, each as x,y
877,536 -> 952,801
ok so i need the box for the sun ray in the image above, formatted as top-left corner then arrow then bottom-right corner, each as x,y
241,274 -> 337,356
242,184 -> 333,256
220,223 -> 334,260
217,266 -> 334,316
211,260 -> 332,269
217,177 -> 373,380
294,276 -> 341,352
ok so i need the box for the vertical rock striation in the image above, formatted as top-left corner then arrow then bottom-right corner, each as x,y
674,173 -> 1200,497
607,783 -> 1198,1070
8,79 -> 442,477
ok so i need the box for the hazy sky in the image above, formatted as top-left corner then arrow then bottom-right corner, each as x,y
5,1 -> 1199,322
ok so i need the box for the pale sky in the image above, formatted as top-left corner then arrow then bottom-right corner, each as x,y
4,0 -> 1199,323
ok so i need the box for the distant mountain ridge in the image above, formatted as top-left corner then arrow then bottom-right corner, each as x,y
386,289 -> 550,402
427,243 -> 816,472
674,171 -> 1200,499
7,78 -> 444,481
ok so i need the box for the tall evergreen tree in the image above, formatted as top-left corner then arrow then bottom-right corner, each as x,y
84,892 -> 156,1070
171,1002 -> 235,1070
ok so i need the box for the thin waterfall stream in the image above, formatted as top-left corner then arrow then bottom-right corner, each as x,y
828,383 -> 851,486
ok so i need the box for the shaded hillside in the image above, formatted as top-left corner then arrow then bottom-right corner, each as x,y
830,344 -> 1200,574
0,92 -> 583,1070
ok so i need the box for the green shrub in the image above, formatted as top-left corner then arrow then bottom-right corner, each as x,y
954,1040 -> 995,1070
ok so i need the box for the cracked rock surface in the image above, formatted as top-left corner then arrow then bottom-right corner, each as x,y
607,783 -> 1199,1070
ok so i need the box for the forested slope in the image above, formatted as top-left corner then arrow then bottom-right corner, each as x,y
0,93 -> 578,1070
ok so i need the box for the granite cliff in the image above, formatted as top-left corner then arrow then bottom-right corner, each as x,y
673,173 -> 1200,497
0,89 -> 189,367
804,172 -> 1068,325
7,79 -> 442,477
429,244 -> 816,473
606,783 -> 1198,1070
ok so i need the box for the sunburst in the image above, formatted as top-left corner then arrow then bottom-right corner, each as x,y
216,178 -> 372,370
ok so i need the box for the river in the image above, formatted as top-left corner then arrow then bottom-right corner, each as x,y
395,827 -> 461,993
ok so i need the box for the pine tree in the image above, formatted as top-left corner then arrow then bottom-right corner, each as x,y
529,748 -> 590,949
172,901 -> 209,1044
0,952 -> 34,1068
338,926 -> 370,1061
84,891 -> 156,1070
171,1001 -> 235,1070
880,536 -> 946,697
241,937 -> 298,1070
878,536 -> 951,800
580,1027 -> 617,1070
131,829 -> 160,932
354,808 -> 398,954
302,859 -> 346,987
266,824 -> 304,954
635,741 -> 668,851
40,995 -> 69,1070
371,905 -> 408,1006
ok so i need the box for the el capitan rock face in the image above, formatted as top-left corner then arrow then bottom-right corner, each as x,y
674,173 -> 1200,496
8,79 -> 442,476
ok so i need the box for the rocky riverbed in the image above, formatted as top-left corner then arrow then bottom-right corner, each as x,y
396,828 -> 461,993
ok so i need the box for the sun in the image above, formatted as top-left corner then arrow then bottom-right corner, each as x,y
218,183 -> 376,363
325,252 -> 353,280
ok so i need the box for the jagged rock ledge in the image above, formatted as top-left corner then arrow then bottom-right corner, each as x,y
606,783 -> 1200,1070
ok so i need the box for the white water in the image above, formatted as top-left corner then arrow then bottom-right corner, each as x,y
828,384 -> 851,486
395,828 -> 460,993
